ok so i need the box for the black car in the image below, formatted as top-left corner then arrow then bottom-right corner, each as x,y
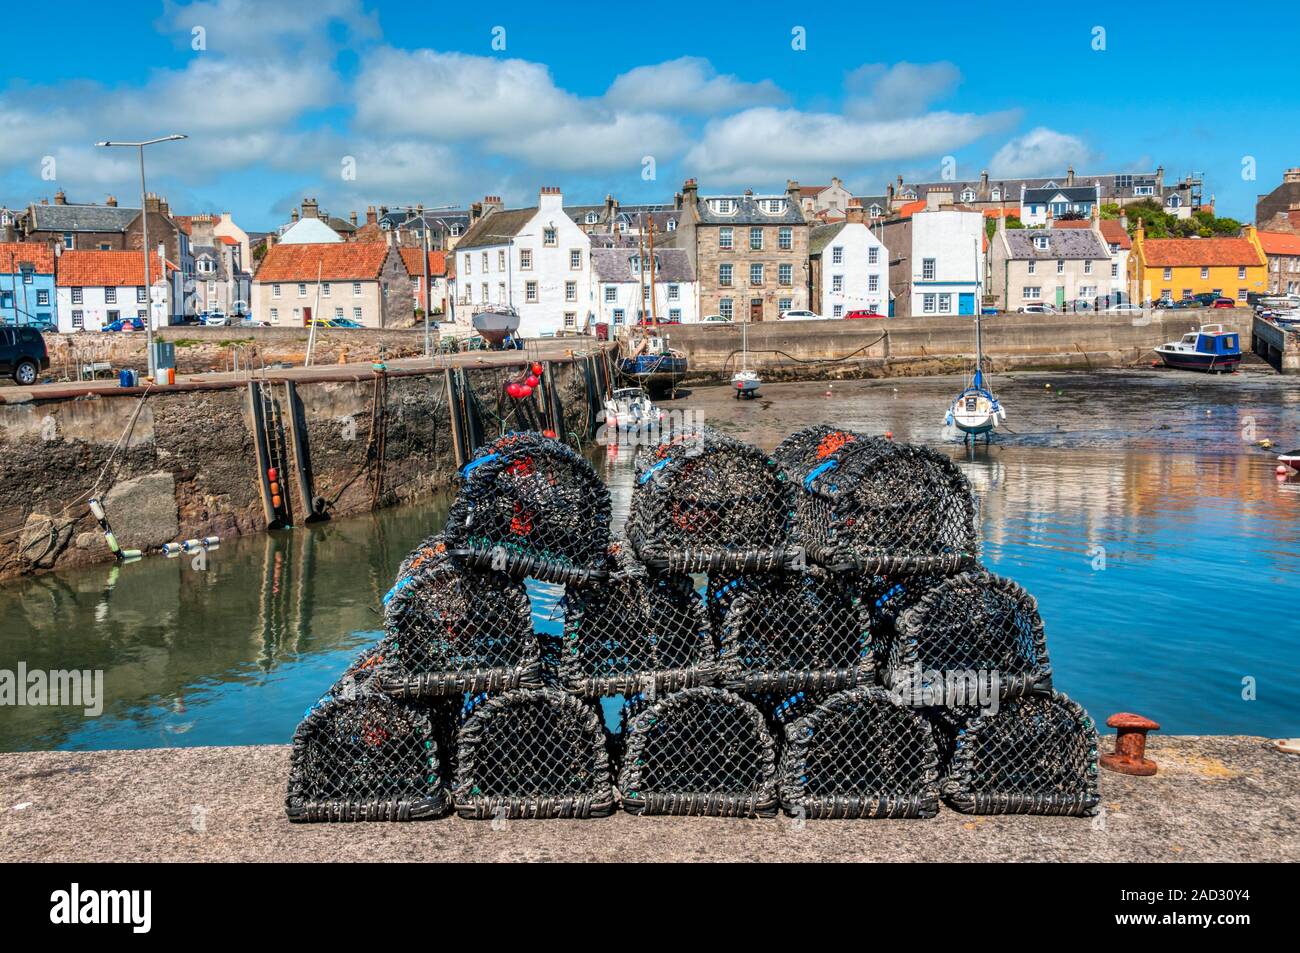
0,325 -> 50,385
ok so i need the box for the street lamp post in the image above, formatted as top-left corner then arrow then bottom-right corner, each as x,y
95,134 -> 187,379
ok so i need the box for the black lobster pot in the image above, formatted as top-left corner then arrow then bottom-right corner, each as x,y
443,433 -> 612,586
717,567 -> 873,693
616,687 -> 779,817
788,432 -> 978,576
286,690 -> 448,822
627,428 -> 797,574
453,688 -> 616,819
557,543 -> 716,696
877,570 -> 1054,704
378,538 -> 541,696
778,686 -> 941,819
941,691 -> 1100,816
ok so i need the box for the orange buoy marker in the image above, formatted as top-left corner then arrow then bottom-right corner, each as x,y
884,430 -> 894,440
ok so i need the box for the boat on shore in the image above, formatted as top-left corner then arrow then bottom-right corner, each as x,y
1154,324 -> 1241,373
730,320 -> 761,398
618,329 -> 687,395
471,305 -> 521,349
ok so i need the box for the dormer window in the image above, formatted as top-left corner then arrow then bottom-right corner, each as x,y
961,189 -> 976,203
760,198 -> 786,214
991,189 -> 1002,201
869,204 -> 882,217
711,199 -> 736,215
666,218 -> 676,232
585,212 -> 598,224
380,220 -> 391,230
1033,235 -> 1049,250
901,189 -> 917,199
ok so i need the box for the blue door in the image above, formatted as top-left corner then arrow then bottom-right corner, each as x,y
958,293 -> 975,315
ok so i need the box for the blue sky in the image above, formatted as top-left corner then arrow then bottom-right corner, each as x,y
1,0 -> 1296,229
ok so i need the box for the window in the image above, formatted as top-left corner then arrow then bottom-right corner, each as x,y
778,298 -> 792,313
322,283 -> 331,297
570,249 -> 582,270
1084,260 -> 1093,274
833,304 -> 844,318
1163,267 -> 1172,280
868,247 -> 879,265
1111,262 -> 1119,278
132,286 -> 144,304
106,310 -> 119,324
464,254 -> 471,274
666,219 -> 676,232
778,227 -> 792,250
1201,266 -> 1209,279
712,199 -> 736,214
1238,288 -> 1248,301
71,310 -> 84,329
481,283 -> 488,302
667,284 -> 679,301
353,282 -> 362,296
991,189 -> 1002,201
498,282 -> 505,302
961,189 -> 976,203
831,246 -> 843,265
63,232 -> 74,249
519,248 -> 532,270
1057,259 -> 1065,275
1238,266 -> 1247,280
922,294 -> 937,313
564,312 -> 576,328
831,275 -> 843,292
604,286 -> 617,303
270,308 -> 279,322
922,258 -> 936,280
543,228 -> 557,246
719,298 -> 734,320
105,287 -> 117,304
750,263 -> 764,286
1033,236 -> 1049,250
498,250 -> 506,270
868,274 -> 879,292
669,308 -> 681,321
71,287 -> 83,305
750,227 -> 763,250
334,307 -> 344,319
585,212 -> 598,225
1023,286 -> 1042,300
778,263 -> 793,286
642,285 -> 650,302
526,281 -> 538,303
565,281 -> 577,302
1115,175 -> 1133,189
938,293 -> 952,313
719,227 -> 733,250
1182,289 -> 1193,299
37,289 -> 50,306
1135,185 -> 1154,196
613,309 -> 625,325
353,307 -> 362,321
719,264 -> 733,287
1027,260 -> 1037,275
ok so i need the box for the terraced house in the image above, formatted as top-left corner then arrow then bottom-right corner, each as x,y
252,242 -> 411,328
989,219 -> 1111,311
675,179 -> 810,322
1128,225 -> 1267,304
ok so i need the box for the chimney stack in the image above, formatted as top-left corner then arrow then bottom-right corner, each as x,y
350,210 -> 358,226
106,195 -> 117,207
365,206 -> 377,226
291,207 -> 299,223
54,190 -> 67,205
845,198 -> 865,225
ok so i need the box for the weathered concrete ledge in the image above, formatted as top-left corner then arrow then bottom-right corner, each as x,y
1,736 -> 1295,862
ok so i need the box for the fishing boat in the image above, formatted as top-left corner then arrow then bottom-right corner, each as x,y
471,305 -> 521,349
945,245 -> 1006,440
731,320 -> 761,398
603,387 -> 663,430
1154,324 -> 1241,373
1278,448 -> 1300,473
618,329 -> 687,395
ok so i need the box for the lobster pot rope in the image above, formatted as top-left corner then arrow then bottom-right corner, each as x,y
286,691 -> 448,822
881,570 -> 1053,703
627,428 -> 796,573
558,545 -> 716,696
718,568 -> 873,693
779,687 -> 941,819
453,689 -> 616,819
616,687 -> 779,817
790,432 -> 978,576
773,425 -> 879,476
379,540 -> 540,696
444,433 -> 612,586
941,692 -> 1100,816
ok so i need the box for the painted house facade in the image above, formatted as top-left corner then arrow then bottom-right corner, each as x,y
591,246 -> 697,328
54,250 -> 174,332
252,242 -> 412,328
808,213 -> 889,318
1128,226 -> 1267,304
905,209 -> 984,317
989,221 -> 1111,311
0,242 -> 56,327
1019,183 -> 1102,227
453,187 -> 594,337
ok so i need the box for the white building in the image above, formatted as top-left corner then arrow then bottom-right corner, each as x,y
55,249 -> 175,332
809,216 -> 889,318
910,210 -> 985,316
590,246 -> 697,328
453,187 -> 594,337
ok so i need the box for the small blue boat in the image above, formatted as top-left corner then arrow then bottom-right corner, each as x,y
618,330 -> 687,394
1154,324 -> 1241,373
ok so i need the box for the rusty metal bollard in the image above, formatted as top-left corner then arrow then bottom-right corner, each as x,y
1100,712 -> 1160,776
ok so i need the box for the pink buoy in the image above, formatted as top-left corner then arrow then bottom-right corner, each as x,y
1278,465 -> 1290,476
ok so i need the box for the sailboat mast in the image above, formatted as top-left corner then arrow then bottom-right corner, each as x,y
637,225 -> 648,326
647,215 -> 658,325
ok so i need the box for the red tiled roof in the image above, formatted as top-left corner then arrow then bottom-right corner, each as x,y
982,207 -> 1020,218
1139,237 -> 1263,267
56,250 -> 171,286
897,199 -> 928,218
1099,219 -> 1131,249
398,248 -> 448,277
255,242 -> 391,282
1053,219 -> 1091,228
218,235 -> 240,246
0,241 -> 56,272
1258,230 -> 1300,256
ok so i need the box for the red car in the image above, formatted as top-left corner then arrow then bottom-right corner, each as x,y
845,309 -> 885,319
1212,297 -> 1235,309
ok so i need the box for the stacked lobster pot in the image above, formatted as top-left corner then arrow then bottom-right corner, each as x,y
778,425 -> 1100,818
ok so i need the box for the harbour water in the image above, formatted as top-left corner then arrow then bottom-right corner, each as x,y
1,369 -> 1298,751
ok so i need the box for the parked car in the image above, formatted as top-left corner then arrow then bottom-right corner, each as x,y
1017,303 -> 1059,314
101,316 -> 145,332
19,317 -> 58,334
1171,297 -> 1202,310
238,317 -> 270,328
1211,297 -> 1236,309
1104,303 -> 1146,315
202,311 -> 229,327
1064,299 -> 1095,313
174,314 -> 203,326
844,309 -> 885,319
0,325 -> 50,385
310,317 -> 364,329
778,309 -> 825,321
700,313 -> 732,323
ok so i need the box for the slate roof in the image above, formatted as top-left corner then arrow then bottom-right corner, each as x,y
454,208 -> 538,250
255,242 -> 392,282
694,194 -> 806,225
590,247 -> 694,283
28,203 -> 139,233
809,222 -> 846,256
1003,228 -> 1109,260
192,245 -> 229,281
1022,185 -> 1099,205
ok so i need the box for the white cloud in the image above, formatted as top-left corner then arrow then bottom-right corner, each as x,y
686,106 -> 1018,185
844,62 -> 961,119
158,0 -> 379,58
989,127 -> 1098,177
494,112 -> 685,172
605,57 -> 785,114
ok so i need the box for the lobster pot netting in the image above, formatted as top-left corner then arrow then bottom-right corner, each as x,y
286,691 -> 448,822
558,545 -> 716,696
882,571 -> 1053,703
453,688 -> 616,819
627,429 -> 796,573
794,436 -> 978,575
773,425 -> 883,476
718,568 -> 874,693
444,433 -> 612,585
779,687 -> 941,819
942,692 -> 1100,816
617,687 -> 779,817
379,543 -> 541,696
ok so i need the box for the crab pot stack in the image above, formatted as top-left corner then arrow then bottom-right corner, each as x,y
616,687 -> 779,817
453,688 -> 616,819
444,432 -> 612,585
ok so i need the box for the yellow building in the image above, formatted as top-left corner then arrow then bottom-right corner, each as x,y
1128,224 -> 1267,304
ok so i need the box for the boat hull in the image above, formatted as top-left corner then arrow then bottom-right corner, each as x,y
1155,348 -> 1241,372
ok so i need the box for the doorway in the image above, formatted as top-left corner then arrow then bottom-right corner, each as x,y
750,298 -> 763,322
303,306 -> 312,327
